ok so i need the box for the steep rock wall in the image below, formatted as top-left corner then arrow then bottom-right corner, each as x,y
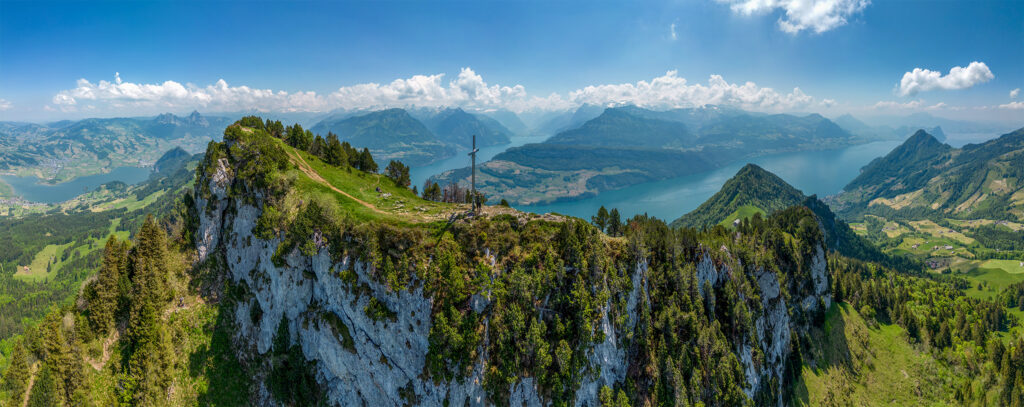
195,151 -> 831,406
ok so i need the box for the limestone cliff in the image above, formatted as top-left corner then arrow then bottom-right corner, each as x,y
193,129 -> 832,406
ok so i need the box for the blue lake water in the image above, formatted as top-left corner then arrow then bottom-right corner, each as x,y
1,166 -> 153,204
517,141 -> 901,222
412,138 -> 901,222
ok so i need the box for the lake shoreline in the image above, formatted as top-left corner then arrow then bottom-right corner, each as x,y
0,166 -> 153,204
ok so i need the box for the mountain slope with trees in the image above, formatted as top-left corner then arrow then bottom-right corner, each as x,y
832,127 -> 1024,221
3,118 -> 1023,407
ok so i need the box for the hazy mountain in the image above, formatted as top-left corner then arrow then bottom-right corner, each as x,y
479,109 -> 529,135
863,112 -> 1015,136
419,108 -> 512,149
0,112 -> 230,182
310,108 -> 454,166
534,103 -> 606,135
546,108 -> 694,148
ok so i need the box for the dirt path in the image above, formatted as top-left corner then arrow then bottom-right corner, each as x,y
287,151 -> 389,216
85,331 -> 120,371
21,361 -> 39,407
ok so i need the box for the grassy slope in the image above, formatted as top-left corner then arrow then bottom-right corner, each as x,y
717,204 -> 766,227
794,303 -> 958,406
284,138 -> 456,226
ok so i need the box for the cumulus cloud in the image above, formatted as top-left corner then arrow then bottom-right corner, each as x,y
897,62 -> 994,96
49,69 -> 825,114
718,0 -> 870,34
567,71 -> 816,110
52,73 -> 331,112
0,99 -> 11,111
820,98 -> 836,108
1000,101 -> 1024,110
872,99 -> 923,110
670,23 -> 678,40
1012,88 -> 1020,99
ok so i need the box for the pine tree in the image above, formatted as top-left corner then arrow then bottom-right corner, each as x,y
26,363 -> 58,407
325,132 -> 346,167
359,148 -> 378,173
607,208 -> 622,237
123,216 -> 174,404
385,160 -> 411,188
285,124 -> 312,150
592,206 -> 609,232
1,342 -> 31,402
309,134 -> 326,158
87,235 -> 127,335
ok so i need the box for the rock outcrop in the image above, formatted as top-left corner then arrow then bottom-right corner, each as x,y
195,139 -> 832,406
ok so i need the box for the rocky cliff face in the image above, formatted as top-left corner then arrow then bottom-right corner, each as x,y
194,146 -> 831,406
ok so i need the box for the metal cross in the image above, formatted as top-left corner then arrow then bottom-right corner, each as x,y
468,134 -> 479,211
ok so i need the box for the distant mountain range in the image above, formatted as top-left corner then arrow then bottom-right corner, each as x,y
310,108 -> 454,167
309,107 -> 513,166
0,111 -> 230,184
431,105 -> 860,204
831,127 -> 1024,221
414,107 -> 512,148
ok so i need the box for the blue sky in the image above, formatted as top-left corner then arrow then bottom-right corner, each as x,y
1,0 -> 1022,122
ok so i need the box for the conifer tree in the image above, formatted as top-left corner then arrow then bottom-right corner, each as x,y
1,342 -> 30,402
359,148 -> 378,173
607,208 -> 622,237
86,235 -> 127,335
123,216 -> 174,404
592,206 -> 609,232
325,132 -> 346,167
385,160 -> 411,188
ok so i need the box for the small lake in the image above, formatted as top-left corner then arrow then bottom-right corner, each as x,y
1,166 -> 153,204
517,140 -> 902,222
409,135 -> 549,191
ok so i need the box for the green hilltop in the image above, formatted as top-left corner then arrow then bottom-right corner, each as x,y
671,163 -> 805,229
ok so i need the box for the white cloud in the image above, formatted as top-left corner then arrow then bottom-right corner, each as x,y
1000,101 -> 1024,110
718,0 -> 870,34
897,61 -> 994,96
1011,88 -> 1020,99
821,98 -> 836,108
0,99 -> 11,111
670,23 -> 678,40
925,102 -> 947,110
49,69 -> 825,114
52,73 -> 330,112
567,71 -> 816,110
872,99 -> 923,110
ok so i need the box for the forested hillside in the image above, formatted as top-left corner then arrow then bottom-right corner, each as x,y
833,128 -> 1024,221
2,119 -> 1022,406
